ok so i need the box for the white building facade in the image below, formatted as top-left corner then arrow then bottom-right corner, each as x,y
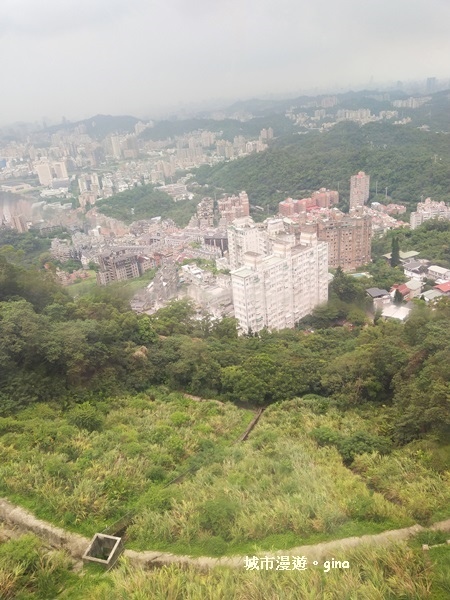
410,198 -> 450,230
231,238 -> 328,333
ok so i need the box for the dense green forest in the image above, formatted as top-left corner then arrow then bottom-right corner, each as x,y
372,219 -> 450,268
0,228 -> 68,265
95,185 -> 198,226
1,240 -> 450,437
194,121 -> 450,211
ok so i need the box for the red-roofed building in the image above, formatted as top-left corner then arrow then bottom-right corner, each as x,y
390,283 -> 410,300
434,281 -> 450,296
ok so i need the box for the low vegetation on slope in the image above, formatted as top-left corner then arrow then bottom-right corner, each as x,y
0,391 -> 252,537
1,532 -> 450,600
1,392 -> 449,558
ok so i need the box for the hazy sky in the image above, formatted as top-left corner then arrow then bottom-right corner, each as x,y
1,0 -> 449,125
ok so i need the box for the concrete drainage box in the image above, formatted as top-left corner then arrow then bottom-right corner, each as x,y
83,534 -> 124,569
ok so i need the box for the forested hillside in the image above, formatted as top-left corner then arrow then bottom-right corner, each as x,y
372,219 -> 450,268
194,122 -> 450,211
96,185 -> 198,226
1,245 -> 450,441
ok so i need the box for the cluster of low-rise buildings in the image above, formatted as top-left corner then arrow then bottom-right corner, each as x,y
410,197 -> 450,229
365,250 -> 450,321
284,91 -> 436,132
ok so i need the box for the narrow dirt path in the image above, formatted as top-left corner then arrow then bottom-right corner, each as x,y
1,498 -> 449,570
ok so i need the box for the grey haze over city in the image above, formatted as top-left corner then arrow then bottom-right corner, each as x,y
1,0 -> 449,126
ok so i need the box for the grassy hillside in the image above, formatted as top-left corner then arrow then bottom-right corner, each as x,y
71,541 -> 450,600
1,391 -> 449,559
1,526 -> 450,599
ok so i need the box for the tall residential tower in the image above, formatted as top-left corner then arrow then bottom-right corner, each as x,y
349,171 -> 370,209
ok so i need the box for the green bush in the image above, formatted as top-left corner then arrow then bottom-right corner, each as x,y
170,411 -> 190,427
198,498 -> 239,540
138,486 -> 179,514
312,427 -> 391,465
311,426 -> 343,448
338,432 -> 392,465
44,455 -> 72,480
67,402 -> 104,432
300,395 -> 332,414
146,466 -> 166,483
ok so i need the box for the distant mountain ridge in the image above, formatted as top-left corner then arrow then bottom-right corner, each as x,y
44,114 -> 140,139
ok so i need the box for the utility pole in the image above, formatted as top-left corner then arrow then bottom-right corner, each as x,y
385,187 -> 388,199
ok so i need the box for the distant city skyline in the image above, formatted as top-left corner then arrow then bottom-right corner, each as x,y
1,0 -> 449,126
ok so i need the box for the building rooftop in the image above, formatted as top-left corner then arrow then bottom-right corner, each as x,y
383,250 -> 420,260
434,281 -> 450,293
429,265 -> 450,275
231,267 -> 256,278
366,287 -> 390,298
421,289 -> 443,301
382,305 -> 411,321
405,279 -> 422,291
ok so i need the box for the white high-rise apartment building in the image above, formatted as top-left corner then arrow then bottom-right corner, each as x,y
349,171 -> 370,209
111,135 -> 122,160
231,233 -> 328,333
227,217 -> 268,269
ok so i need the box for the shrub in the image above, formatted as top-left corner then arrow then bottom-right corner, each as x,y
338,431 -> 392,465
146,466 -> 166,483
311,426 -> 343,448
198,498 -> 239,540
138,486 -> 179,514
300,395 -> 332,415
312,428 -> 392,465
44,455 -> 72,480
67,402 -> 104,432
169,411 -> 190,427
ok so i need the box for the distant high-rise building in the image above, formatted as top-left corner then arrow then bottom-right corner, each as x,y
426,77 -> 437,93
34,162 -> 53,186
110,135 -> 122,160
227,217 -> 264,269
349,171 -> 370,209
52,160 -> 68,179
97,251 -> 140,285
11,215 -> 27,233
194,197 -> 215,229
